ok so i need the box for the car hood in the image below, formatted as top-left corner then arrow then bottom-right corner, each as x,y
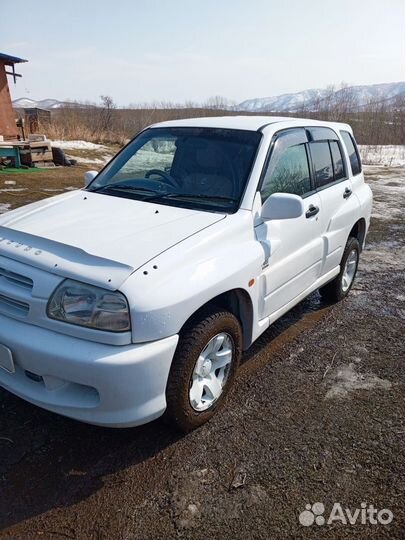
0,190 -> 225,289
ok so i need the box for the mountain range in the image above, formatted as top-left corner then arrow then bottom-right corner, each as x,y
237,82 -> 405,112
12,98 -> 70,109
12,81 -> 405,112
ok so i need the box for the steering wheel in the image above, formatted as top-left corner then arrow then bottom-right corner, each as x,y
145,169 -> 179,188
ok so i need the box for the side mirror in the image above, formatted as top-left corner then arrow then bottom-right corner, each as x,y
84,170 -> 98,187
261,193 -> 304,221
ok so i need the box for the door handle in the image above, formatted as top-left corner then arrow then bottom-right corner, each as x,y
343,187 -> 352,199
305,204 -> 319,218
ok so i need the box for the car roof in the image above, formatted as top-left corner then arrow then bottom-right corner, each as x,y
150,115 -> 351,133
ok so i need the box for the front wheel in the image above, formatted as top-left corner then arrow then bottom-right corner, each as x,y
165,308 -> 242,432
319,237 -> 360,302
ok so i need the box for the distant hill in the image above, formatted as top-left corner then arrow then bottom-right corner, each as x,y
237,82 -> 405,112
12,98 -> 72,110
12,82 -> 405,113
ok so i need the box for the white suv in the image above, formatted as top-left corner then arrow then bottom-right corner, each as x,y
0,116 -> 372,431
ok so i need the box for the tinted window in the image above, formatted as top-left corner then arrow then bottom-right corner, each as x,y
340,131 -> 362,176
329,141 -> 346,181
307,127 -> 339,141
309,142 -> 334,188
261,143 -> 311,201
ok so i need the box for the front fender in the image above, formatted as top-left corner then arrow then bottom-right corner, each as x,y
120,212 -> 264,343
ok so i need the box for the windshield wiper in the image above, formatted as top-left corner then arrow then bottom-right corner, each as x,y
89,185 -> 238,206
146,192 -> 238,204
89,184 -> 161,196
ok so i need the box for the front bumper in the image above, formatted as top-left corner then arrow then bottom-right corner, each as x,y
0,314 -> 179,427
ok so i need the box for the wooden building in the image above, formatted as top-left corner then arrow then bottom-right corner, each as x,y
0,52 -> 27,140
24,107 -> 51,134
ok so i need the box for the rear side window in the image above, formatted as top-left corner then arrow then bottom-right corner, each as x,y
309,142 -> 333,188
340,131 -> 362,176
329,141 -> 346,181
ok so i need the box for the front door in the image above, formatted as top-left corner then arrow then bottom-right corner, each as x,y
255,128 -> 324,319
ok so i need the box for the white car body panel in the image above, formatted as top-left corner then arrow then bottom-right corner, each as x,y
0,190 -> 224,288
255,190 -> 324,318
315,179 -> 361,274
0,313 -> 178,427
0,116 -> 372,427
120,210 -> 263,345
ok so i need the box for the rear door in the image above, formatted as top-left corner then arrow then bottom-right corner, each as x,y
307,128 -> 360,275
255,128 -> 324,319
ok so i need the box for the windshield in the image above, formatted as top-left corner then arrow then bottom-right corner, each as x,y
87,127 -> 262,213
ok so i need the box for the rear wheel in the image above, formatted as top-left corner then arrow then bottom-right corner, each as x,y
165,308 -> 242,432
319,237 -> 360,302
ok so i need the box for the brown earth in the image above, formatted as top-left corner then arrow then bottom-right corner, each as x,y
0,164 -> 404,539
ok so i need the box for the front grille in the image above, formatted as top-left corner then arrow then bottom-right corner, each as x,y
0,267 -> 33,290
0,293 -> 30,317
0,264 -> 34,320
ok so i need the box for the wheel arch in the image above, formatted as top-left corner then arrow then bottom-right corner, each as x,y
349,218 -> 367,250
180,288 -> 254,350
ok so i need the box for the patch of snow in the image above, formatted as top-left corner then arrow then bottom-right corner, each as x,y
359,145 -> 405,167
4,180 -> 16,185
325,363 -> 392,399
69,154 -> 112,166
50,140 -> 108,151
0,203 -> 11,214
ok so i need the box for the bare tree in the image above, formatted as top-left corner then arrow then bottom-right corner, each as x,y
205,95 -> 231,110
97,95 -> 116,134
41,85 -> 404,146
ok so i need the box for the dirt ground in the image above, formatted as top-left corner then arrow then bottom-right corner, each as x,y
0,164 -> 404,539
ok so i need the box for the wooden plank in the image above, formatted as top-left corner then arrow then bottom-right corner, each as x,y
29,141 -> 52,150
30,148 -> 50,154
31,151 -> 53,162
0,142 -> 30,149
28,134 -> 47,142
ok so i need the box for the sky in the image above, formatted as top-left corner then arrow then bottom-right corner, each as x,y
3,0 -> 405,106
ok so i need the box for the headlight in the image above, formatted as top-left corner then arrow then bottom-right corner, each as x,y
47,279 -> 131,332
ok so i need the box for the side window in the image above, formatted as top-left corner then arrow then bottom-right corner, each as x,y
329,141 -> 346,181
340,131 -> 362,176
261,142 -> 311,201
309,141 -> 334,188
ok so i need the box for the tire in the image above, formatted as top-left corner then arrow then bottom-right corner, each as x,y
319,237 -> 360,302
165,308 -> 242,432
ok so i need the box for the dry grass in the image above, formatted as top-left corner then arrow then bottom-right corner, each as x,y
39,106 -> 242,144
34,88 -> 405,146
